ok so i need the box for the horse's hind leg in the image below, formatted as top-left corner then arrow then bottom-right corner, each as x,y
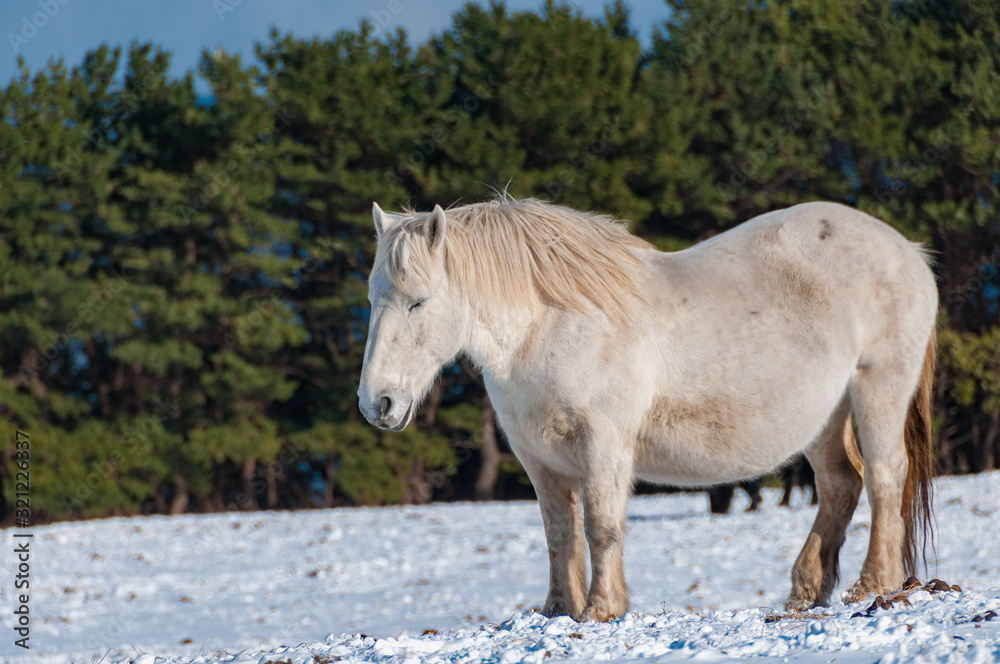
844,365 -> 917,601
787,397 -> 863,610
521,456 -> 587,618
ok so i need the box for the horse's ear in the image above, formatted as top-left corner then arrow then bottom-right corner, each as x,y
426,204 -> 447,252
373,202 -> 397,239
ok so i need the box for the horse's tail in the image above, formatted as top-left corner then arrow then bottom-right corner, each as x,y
902,335 -> 936,578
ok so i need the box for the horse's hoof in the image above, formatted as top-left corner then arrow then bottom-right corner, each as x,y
542,600 -> 582,619
783,597 -> 817,612
843,583 -> 878,605
579,602 -> 627,622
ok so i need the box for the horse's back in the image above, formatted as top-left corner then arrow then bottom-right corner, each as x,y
676,201 -> 936,338
748,202 -> 937,346
633,202 -> 936,485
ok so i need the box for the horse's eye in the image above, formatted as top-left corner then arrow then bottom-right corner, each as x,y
408,300 -> 424,312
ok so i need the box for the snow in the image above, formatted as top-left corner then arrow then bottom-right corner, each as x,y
2,472 -> 998,664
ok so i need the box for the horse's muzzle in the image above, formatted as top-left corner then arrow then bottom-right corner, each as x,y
360,392 -> 413,431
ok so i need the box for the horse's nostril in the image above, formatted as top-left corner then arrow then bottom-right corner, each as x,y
379,396 -> 392,419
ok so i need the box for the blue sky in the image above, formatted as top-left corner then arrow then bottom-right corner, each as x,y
1,0 -> 671,89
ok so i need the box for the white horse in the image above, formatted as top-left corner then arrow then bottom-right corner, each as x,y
358,197 -> 937,622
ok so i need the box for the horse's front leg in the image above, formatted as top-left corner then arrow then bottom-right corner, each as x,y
521,456 -> 587,618
579,451 -> 632,622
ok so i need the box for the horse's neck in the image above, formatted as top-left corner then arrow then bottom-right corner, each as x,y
462,299 -> 539,384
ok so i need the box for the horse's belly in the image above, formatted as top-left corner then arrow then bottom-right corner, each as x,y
633,435 -> 793,486
633,396 -> 832,486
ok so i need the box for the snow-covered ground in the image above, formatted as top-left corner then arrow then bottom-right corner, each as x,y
1,472 -> 998,664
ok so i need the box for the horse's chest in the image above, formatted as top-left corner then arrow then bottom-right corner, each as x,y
491,391 -> 592,476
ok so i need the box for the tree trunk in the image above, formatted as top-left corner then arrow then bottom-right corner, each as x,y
241,457 -> 259,510
169,474 -> 189,515
423,380 -> 443,427
213,465 -> 228,511
323,458 -> 337,507
981,410 -> 999,472
152,487 -> 167,514
266,467 -> 279,508
404,459 -> 432,504
19,348 -> 47,400
475,396 -> 502,501
971,413 -> 982,472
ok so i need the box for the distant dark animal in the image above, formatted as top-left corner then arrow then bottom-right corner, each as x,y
708,480 -> 762,514
780,457 -> 818,507
708,457 -> 817,514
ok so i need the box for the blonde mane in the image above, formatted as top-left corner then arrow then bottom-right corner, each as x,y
373,198 -> 652,320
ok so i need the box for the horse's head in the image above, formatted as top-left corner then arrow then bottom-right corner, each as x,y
358,203 -> 467,430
